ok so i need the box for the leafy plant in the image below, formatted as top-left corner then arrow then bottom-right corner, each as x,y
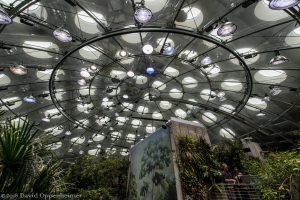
0,117 -> 64,193
243,149 -> 300,200
64,154 -> 129,200
213,139 -> 246,171
177,136 -> 221,200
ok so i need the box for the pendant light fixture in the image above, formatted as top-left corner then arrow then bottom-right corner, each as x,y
217,21 -> 237,37
0,7 -> 12,25
134,1 -> 152,24
23,95 -> 37,103
163,43 -> 176,56
146,64 -> 155,75
53,27 -> 73,42
142,44 -> 154,54
269,51 -> 288,65
268,0 -> 300,10
10,64 -> 27,75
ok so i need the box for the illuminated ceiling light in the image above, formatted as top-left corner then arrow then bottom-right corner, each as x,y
0,8 -> 12,25
142,44 -> 153,54
146,64 -> 155,75
256,112 -> 266,117
10,64 -> 27,75
269,86 -> 282,96
201,56 -> 212,65
42,117 -> 50,122
89,64 -> 97,72
53,27 -> 72,42
204,64 -> 220,75
263,94 -> 270,102
270,51 -> 288,65
65,131 -> 72,136
163,44 -> 176,56
23,95 -> 36,103
217,91 -> 226,98
127,70 -> 135,77
77,79 -> 86,86
134,6 -> 152,24
119,49 -> 128,57
103,97 -> 109,102
269,0 -> 300,10
80,69 -> 90,78
217,21 -> 237,37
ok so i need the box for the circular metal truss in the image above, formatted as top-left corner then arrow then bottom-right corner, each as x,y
49,26 -> 253,142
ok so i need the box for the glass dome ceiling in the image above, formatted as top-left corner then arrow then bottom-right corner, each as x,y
0,0 -> 300,157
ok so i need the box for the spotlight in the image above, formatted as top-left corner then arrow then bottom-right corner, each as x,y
146,64 -> 155,75
127,70 -> 135,77
89,64 -> 97,72
217,21 -> 237,37
77,79 -> 87,86
142,44 -> 153,54
10,64 -> 27,75
80,69 -> 90,78
123,94 -> 129,99
53,27 -> 72,42
163,44 -> 176,56
0,8 -> 12,25
217,91 -> 226,98
23,95 -> 37,103
119,49 -> 128,57
270,51 -> 288,65
269,0 -> 300,10
269,86 -> 282,96
65,131 -> 72,136
42,117 -> 51,122
263,94 -> 270,102
256,112 -> 265,116
201,56 -> 212,65
134,6 -> 152,24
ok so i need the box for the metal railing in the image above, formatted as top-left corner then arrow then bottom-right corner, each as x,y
209,176 -> 262,200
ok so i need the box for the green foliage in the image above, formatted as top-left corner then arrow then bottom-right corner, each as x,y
177,136 -> 221,200
213,139 -> 246,171
0,118 -> 62,193
243,150 -> 300,200
64,154 -> 129,200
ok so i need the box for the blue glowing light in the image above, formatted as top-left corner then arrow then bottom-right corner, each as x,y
146,65 -> 155,75
23,95 -> 37,103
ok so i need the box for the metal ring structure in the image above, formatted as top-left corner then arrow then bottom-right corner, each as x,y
49,26 -> 253,138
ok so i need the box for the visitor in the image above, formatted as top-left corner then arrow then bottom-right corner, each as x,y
222,163 -> 236,184
233,166 -> 243,183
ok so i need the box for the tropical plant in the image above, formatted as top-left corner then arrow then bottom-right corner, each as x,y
0,117 -> 64,193
243,149 -> 300,200
64,154 -> 129,200
177,136 -> 221,200
213,139 -> 246,171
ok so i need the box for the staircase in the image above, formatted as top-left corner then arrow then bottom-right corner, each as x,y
209,183 -> 262,200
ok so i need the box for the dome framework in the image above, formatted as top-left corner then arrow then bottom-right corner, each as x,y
0,0 -> 299,157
